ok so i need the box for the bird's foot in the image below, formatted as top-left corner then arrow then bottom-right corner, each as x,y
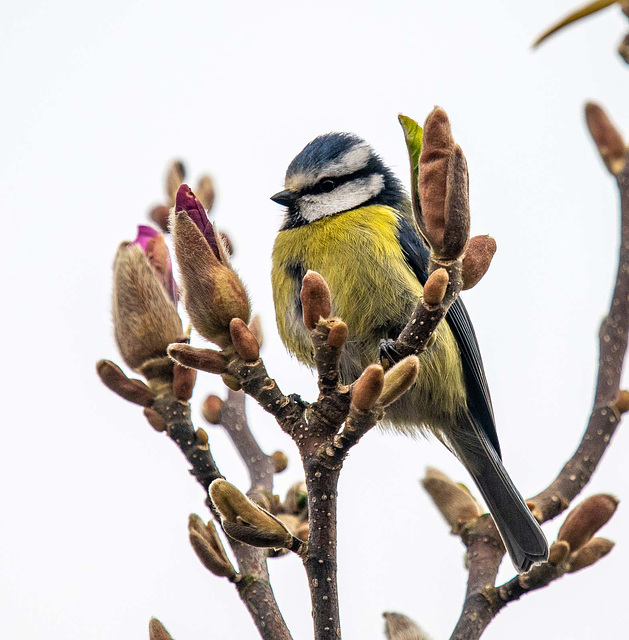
379,339 -> 405,370
288,393 -> 309,410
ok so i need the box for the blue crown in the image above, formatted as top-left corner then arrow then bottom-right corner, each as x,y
286,132 -> 365,179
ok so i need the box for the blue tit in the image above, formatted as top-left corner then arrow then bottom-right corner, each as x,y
270,132 -> 548,572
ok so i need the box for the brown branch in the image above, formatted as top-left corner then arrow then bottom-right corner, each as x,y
223,316 -> 350,640
226,356 -> 306,438
152,394 -> 223,495
218,388 -> 276,495
148,391 -> 293,640
447,124 -> 629,640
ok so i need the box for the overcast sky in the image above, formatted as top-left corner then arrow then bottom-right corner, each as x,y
2,1 -> 628,639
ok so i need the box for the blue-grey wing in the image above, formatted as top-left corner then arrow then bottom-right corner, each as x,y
397,216 -> 501,458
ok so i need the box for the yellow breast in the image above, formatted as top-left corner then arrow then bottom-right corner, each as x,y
272,206 -> 421,360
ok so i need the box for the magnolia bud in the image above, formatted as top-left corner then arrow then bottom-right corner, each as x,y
383,612 -> 430,640
558,494 -> 618,552
327,320 -> 348,348
166,160 -> 186,205
422,467 -> 483,534
143,407 -> 167,432
230,318 -> 260,361
423,268 -> 449,305
188,514 -> 236,579
547,540 -> 571,566
379,356 -> 419,407
149,618 -> 174,640
301,271 -> 332,330
202,395 -> 224,424
133,226 -> 177,302
221,374 -> 242,391
112,243 -> 182,372
167,343 -> 227,374
172,187 -> 250,348
210,479 -> 293,548
271,450 -> 289,473
196,174 -> 216,212
96,360 -> 156,406
614,389 -> 629,414
249,315 -> 263,349
585,102 -> 626,175
284,482 -> 308,515
173,363 -> 196,400
567,537 -> 614,573
295,520 -> 309,541
149,205 -> 171,233
418,107 -> 454,251
352,365 -> 385,411
441,145 -> 470,259
462,235 -> 496,290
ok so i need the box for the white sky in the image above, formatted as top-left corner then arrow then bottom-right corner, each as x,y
1,1 -> 628,639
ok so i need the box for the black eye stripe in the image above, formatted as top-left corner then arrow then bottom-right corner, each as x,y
299,164 -> 378,196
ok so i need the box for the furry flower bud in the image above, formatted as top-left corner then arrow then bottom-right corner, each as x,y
272,450 -> 289,473
209,479 -> 293,549
567,537 -> 614,573
301,271 -> 332,330
352,365 -> 385,411
423,268 -> 449,305
188,514 -> 236,579
149,618 -> 174,640
173,363 -> 196,400
419,108 -> 470,260
96,359 -> 156,406
249,315 -> 264,348
196,174 -> 216,212
547,540 -> 571,566
284,481 -> 308,515
585,102 -> 627,176
133,225 -> 177,302
383,612 -> 430,640
112,243 -> 182,372
149,205 -> 171,233
557,494 -> 618,552
172,185 -> 250,348
202,394 -> 224,424
166,160 -> 186,205
462,235 -> 496,290
379,356 -> 420,407
229,318 -> 260,361
167,343 -> 228,374
422,467 -> 483,534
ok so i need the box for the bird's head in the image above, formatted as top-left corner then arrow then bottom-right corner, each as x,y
271,132 -> 404,229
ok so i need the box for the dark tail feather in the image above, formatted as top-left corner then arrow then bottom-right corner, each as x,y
453,413 -> 549,573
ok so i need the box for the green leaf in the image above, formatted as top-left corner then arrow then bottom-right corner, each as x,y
398,114 -> 423,219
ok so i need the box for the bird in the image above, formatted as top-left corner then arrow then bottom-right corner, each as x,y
270,131 -> 549,572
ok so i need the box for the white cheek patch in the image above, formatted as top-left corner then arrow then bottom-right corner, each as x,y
299,174 -> 385,222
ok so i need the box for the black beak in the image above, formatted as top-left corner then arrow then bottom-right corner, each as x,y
270,189 -> 296,207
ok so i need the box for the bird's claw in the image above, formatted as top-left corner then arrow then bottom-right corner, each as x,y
379,339 -> 404,370
288,393 -> 309,409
